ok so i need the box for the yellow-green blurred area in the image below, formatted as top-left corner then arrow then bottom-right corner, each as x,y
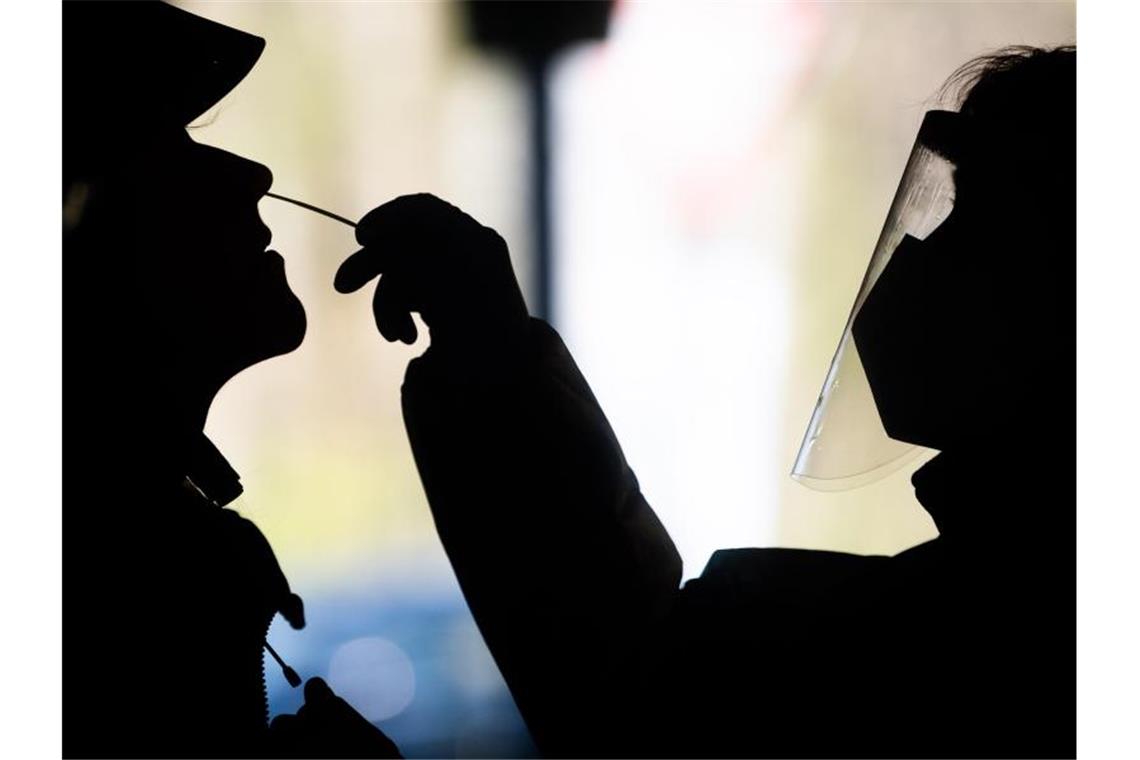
177,1 -> 1073,756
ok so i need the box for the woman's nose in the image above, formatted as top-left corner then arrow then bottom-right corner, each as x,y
211,146 -> 273,198
249,159 -> 273,198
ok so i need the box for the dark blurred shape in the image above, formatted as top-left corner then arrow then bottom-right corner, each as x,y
460,1 -> 614,323
463,0 -> 612,64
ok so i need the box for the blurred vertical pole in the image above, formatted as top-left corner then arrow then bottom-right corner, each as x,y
527,59 -> 553,322
460,1 -> 613,324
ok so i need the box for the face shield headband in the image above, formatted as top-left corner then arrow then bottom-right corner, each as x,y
792,110 -> 962,491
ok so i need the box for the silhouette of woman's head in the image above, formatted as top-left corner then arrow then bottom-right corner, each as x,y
65,2 -> 304,443
123,128 -> 306,385
853,47 -> 1075,455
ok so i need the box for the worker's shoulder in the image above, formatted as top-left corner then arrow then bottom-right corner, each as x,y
679,543 -> 941,614
692,545 -> 883,589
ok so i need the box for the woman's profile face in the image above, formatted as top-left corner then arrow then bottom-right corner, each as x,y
126,128 -> 307,380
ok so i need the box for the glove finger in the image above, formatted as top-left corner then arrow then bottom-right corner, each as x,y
335,247 -> 392,294
372,274 -> 418,344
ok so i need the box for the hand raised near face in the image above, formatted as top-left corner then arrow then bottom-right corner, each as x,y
335,194 -> 530,357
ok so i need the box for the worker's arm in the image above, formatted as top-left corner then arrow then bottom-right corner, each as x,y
337,195 -> 683,754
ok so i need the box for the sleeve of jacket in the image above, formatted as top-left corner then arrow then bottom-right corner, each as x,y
401,318 -> 683,755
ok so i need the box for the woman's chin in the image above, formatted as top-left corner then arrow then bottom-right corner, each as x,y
238,290 -> 308,365
266,293 -> 307,356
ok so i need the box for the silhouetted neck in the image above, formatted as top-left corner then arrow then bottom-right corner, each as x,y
104,354 -> 243,496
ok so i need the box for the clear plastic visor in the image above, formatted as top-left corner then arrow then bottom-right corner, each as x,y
792,111 -> 958,491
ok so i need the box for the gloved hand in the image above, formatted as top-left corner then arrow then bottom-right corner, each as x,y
269,677 -> 403,759
334,194 -> 530,358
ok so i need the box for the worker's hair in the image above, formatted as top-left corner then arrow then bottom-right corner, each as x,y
941,45 -> 1075,131
938,45 -> 1075,209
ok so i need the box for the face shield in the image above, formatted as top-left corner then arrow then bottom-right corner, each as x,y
792,110 -> 960,490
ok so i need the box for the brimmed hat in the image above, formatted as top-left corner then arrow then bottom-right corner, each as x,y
64,1 -> 264,180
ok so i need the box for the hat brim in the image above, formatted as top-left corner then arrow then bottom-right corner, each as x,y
65,2 -> 265,136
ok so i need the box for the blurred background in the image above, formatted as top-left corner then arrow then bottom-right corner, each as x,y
177,1 -> 1074,756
